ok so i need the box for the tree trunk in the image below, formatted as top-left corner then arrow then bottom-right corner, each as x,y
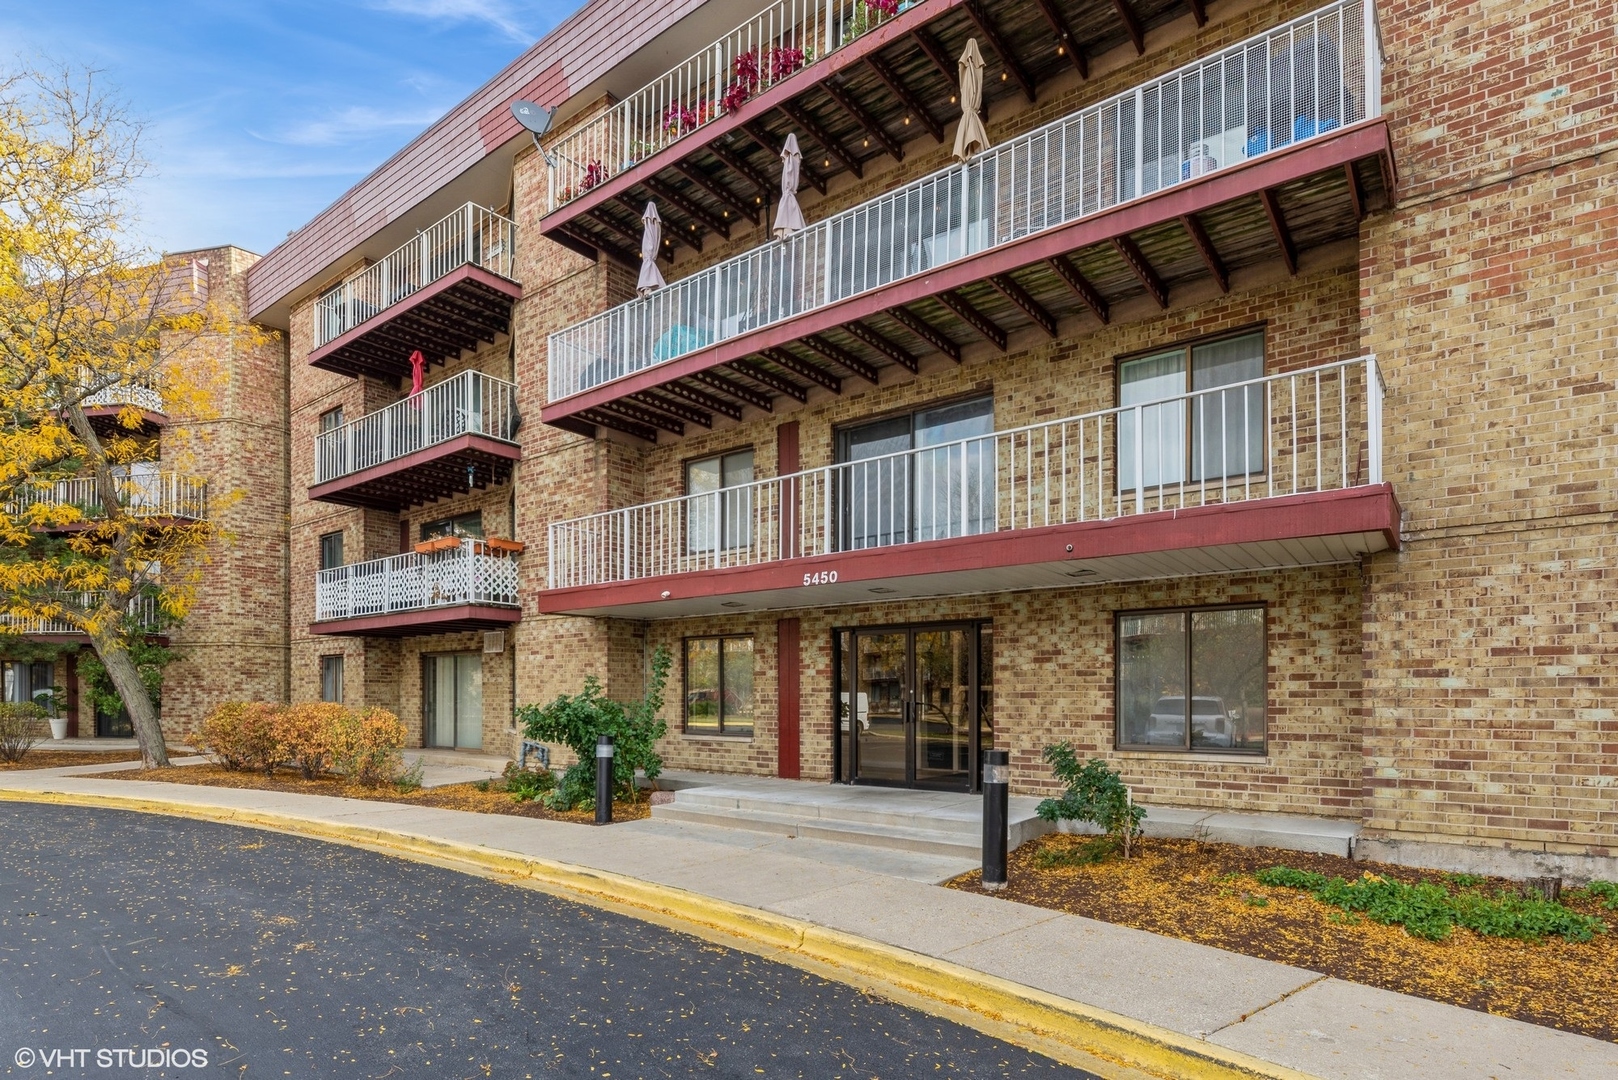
91,635 -> 169,768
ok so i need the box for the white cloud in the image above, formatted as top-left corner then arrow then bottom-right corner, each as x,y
365,0 -> 535,44
246,104 -> 450,148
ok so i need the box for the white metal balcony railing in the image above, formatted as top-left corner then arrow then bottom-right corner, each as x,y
315,539 -> 521,623
9,471 -> 209,523
82,380 -> 163,414
549,0 -> 1379,403
547,0 -> 912,211
314,371 -> 520,485
0,595 -> 162,636
312,203 -> 517,351
548,356 -> 1384,588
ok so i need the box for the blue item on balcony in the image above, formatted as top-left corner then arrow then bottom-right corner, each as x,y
652,323 -> 711,361
1245,129 -> 1270,157
1293,114 -> 1341,141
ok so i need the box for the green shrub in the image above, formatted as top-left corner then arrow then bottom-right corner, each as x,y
1256,867 -> 1607,943
0,702 -> 47,763
196,701 -> 284,774
1566,880 -> 1618,910
503,761 -> 556,803
515,646 -> 671,811
1033,744 -> 1146,858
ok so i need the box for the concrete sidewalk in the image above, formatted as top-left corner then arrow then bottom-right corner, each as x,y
1,769 -> 1612,1080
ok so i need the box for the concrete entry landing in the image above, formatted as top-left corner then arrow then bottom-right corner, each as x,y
649,772 -> 1052,860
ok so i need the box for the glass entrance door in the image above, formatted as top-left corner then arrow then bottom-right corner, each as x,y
847,625 -> 981,790
425,654 -> 482,750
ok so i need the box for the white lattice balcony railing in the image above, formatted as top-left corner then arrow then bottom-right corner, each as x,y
549,0 -> 1379,402
82,379 -> 163,414
314,371 -> 520,484
549,356 -> 1384,588
315,539 -> 522,622
312,203 -> 517,351
546,0 -> 909,212
9,471 -> 209,523
0,594 -> 161,636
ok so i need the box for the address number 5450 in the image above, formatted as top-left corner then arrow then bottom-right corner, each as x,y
803,570 -> 839,586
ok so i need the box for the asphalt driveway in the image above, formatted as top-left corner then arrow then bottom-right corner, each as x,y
0,804 -> 1093,1078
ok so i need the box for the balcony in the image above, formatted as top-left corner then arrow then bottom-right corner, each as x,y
312,539 -> 522,637
11,471 -> 209,531
309,204 -> 520,381
0,596 -> 162,642
541,357 -> 1399,617
542,0 -> 1214,260
543,0 -> 1390,440
310,371 -> 522,509
81,380 -> 166,437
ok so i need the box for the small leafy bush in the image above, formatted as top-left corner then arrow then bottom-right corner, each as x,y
1255,867 -> 1607,943
1032,836 -> 1117,869
275,703 -> 348,780
1566,880 -> 1618,910
196,701 -> 284,774
1034,744 -> 1146,858
0,702 -> 47,763
516,646 -> 671,812
333,707 -> 407,787
503,761 -> 556,803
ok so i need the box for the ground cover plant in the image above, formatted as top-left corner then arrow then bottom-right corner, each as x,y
947,835 -> 1618,1041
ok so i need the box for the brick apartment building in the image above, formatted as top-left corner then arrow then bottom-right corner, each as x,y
244,0 -> 1616,878
2,247 -> 291,738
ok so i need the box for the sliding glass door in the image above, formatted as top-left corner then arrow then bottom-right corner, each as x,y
425,653 -> 482,750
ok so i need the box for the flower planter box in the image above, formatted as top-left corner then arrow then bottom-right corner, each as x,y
485,537 -> 525,555
414,536 -> 464,555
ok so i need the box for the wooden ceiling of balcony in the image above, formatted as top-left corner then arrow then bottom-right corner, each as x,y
550,129 -> 1392,443
84,408 -> 167,439
541,0 -> 1195,264
308,266 -> 521,381
307,436 -> 521,510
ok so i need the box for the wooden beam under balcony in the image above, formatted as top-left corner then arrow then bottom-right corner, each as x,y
313,604 -> 520,638
308,433 -> 521,510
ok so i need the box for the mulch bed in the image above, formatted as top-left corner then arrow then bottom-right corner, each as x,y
946,834 -> 1618,1042
94,763 -> 653,824
1,748 -> 187,771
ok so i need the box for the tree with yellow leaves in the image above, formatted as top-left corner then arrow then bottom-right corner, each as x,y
0,63 -> 261,767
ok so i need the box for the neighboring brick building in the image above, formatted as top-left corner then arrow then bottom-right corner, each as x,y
247,0 -> 1617,878
2,246 -> 291,740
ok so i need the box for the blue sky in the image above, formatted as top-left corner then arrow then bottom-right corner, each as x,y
5,1 -> 577,257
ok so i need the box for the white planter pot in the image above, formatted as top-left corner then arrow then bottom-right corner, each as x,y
48,718 -> 69,740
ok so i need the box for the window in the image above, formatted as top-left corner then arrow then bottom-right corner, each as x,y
425,654 -> 483,749
1118,331 -> 1265,491
319,406 -> 345,433
1117,606 -> 1265,753
320,656 -> 344,704
837,396 -> 994,550
3,661 -> 56,714
318,531 -> 345,571
686,450 -> 754,554
421,511 -> 484,542
684,636 -> 754,736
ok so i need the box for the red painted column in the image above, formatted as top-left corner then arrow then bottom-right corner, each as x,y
65,651 -> 80,738
776,420 -> 800,559
777,617 -> 800,779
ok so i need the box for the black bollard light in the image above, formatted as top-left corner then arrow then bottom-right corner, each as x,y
981,749 -> 1009,891
595,735 -> 615,825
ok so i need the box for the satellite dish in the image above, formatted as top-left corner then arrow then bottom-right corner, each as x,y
510,101 -> 554,137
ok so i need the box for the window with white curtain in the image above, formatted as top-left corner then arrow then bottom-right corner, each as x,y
1118,331 -> 1265,492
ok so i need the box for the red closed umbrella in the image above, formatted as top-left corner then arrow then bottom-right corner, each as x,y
409,350 -> 426,396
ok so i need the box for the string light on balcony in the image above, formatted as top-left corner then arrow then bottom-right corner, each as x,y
1001,71 -> 1008,81
824,157 -> 830,167
904,115 -> 911,125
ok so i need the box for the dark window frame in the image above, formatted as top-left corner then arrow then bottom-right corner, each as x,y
683,448 -> 756,554
682,634 -> 756,737
420,511 -> 484,542
318,406 -> 345,433
1114,602 -> 1268,755
318,530 -> 344,571
320,655 -> 344,704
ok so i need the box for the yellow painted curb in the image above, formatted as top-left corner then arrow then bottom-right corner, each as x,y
1,787 -> 1320,1080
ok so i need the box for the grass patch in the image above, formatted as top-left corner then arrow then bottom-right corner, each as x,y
1254,867 -> 1606,943
1032,836 -> 1117,869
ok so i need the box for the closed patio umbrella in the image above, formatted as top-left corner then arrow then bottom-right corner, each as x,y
637,201 -> 666,294
953,38 -> 991,162
409,349 -> 426,396
773,133 -> 806,239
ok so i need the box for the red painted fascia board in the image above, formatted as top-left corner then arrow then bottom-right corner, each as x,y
537,484 -> 1400,613
304,263 -> 523,369
543,120 -> 1393,423
307,433 -> 522,504
310,603 -> 522,637
539,0 -> 970,233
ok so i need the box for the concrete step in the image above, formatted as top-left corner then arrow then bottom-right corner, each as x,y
1058,805 -> 1361,858
649,803 -> 985,859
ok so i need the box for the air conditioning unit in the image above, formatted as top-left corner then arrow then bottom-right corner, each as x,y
483,631 -> 506,654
